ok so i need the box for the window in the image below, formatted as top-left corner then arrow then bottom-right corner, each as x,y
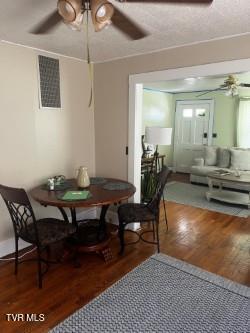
196,109 -> 206,117
237,100 -> 250,148
183,109 -> 193,117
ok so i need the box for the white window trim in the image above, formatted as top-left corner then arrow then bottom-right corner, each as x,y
237,99 -> 250,148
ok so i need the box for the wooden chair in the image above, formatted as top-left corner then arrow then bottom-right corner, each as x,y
0,184 -> 76,288
141,155 -> 156,175
118,166 -> 171,254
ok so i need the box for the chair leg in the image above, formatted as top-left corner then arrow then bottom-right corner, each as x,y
14,236 -> 18,275
155,220 -> 160,253
152,221 -> 155,240
163,196 -> 168,230
46,245 -> 51,260
118,223 -> 125,255
37,247 -> 43,289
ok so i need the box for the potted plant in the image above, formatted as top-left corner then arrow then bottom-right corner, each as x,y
141,167 -> 158,203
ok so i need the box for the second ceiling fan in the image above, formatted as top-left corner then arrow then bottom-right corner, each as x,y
197,75 -> 250,97
31,0 -> 212,40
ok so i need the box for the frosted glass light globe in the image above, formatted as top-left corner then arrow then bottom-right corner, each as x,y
97,5 -> 106,18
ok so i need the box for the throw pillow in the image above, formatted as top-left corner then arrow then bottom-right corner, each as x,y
217,148 -> 230,168
204,146 -> 217,166
230,149 -> 250,171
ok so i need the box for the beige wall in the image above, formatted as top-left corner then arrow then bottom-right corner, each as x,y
0,42 -> 95,242
94,35 -> 250,180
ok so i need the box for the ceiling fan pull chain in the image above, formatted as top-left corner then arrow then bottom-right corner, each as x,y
86,9 -> 93,108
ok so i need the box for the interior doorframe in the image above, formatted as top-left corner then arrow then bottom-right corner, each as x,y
128,58 -> 250,203
173,99 -> 215,172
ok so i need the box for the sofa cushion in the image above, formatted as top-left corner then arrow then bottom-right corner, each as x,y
190,165 -> 228,177
204,146 -> 217,166
230,149 -> 250,171
193,158 -> 205,167
217,148 -> 231,168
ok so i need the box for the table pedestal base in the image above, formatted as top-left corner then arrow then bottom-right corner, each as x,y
68,219 -> 113,263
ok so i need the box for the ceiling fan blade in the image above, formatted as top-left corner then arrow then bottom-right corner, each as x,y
196,88 -> 223,97
30,10 -> 61,34
116,0 -> 213,4
112,6 -> 148,40
240,83 -> 250,87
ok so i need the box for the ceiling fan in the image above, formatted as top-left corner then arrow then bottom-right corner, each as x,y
31,0 -> 213,40
197,75 -> 250,97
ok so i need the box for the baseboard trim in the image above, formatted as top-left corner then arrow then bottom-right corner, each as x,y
106,209 -> 140,231
0,238 -> 30,259
75,207 -> 97,221
0,207 -> 97,258
106,210 -> 119,225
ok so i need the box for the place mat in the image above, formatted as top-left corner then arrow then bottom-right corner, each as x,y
102,182 -> 132,191
90,177 -> 107,185
41,180 -> 73,192
57,190 -> 92,201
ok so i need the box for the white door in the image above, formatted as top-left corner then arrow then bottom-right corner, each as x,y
173,100 -> 214,173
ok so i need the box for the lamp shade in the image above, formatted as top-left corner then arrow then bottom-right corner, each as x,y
145,127 -> 172,145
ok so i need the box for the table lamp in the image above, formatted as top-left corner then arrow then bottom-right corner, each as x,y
145,127 -> 172,170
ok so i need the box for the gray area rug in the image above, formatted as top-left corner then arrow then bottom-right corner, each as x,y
165,181 -> 250,218
50,253 -> 249,333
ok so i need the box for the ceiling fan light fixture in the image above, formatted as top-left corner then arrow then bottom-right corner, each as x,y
57,0 -> 82,23
225,86 -> 239,97
96,20 -> 112,32
67,12 -> 84,31
97,5 -> 107,18
91,0 -> 114,31
232,87 -> 239,96
225,90 -> 232,97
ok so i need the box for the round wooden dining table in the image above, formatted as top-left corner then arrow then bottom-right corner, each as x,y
30,178 -> 136,261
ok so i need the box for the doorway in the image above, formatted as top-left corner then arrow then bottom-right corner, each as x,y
128,58 -> 250,203
173,99 -> 214,173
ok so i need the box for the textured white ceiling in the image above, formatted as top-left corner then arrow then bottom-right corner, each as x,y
1,0 -> 250,62
144,72 -> 250,93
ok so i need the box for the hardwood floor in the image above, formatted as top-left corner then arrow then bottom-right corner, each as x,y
0,196 -> 249,332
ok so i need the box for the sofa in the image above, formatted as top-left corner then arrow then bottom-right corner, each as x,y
190,146 -> 250,191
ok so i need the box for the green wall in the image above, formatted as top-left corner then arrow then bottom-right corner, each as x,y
142,89 -> 239,167
173,91 -> 238,147
142,89 -> 174,165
